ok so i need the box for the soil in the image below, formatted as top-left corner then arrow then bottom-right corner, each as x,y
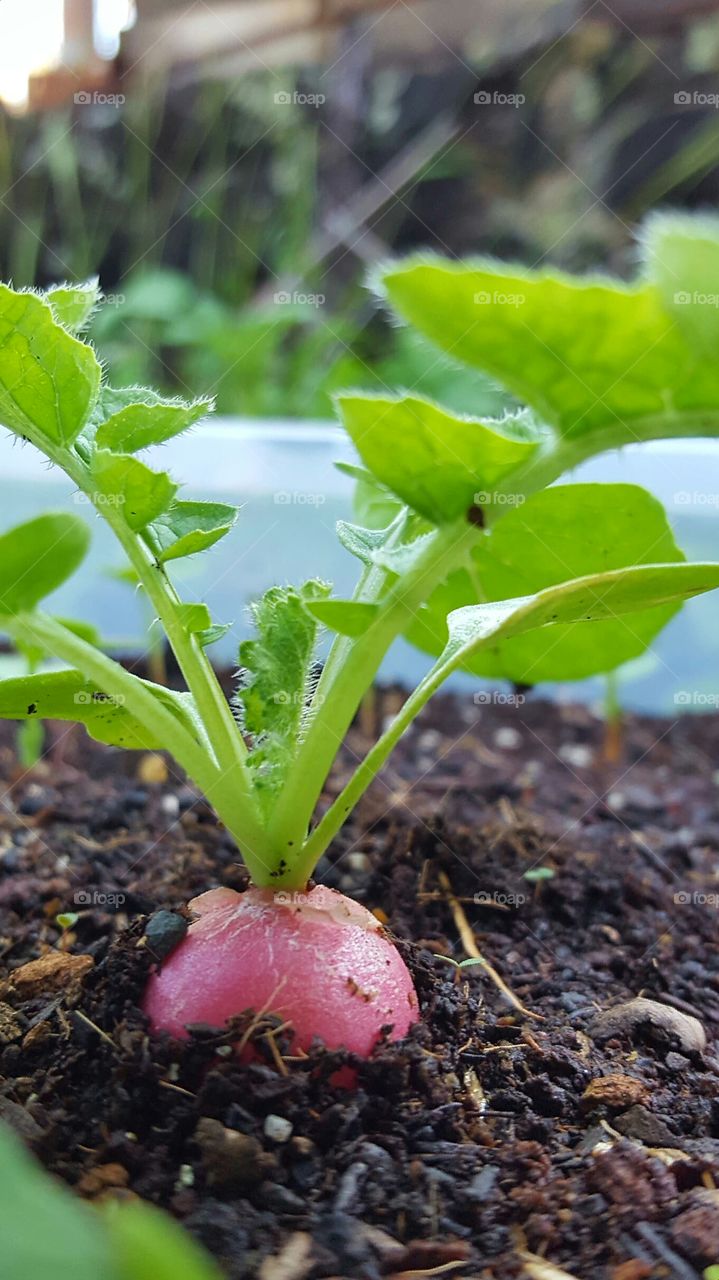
1,689 -> 719,1280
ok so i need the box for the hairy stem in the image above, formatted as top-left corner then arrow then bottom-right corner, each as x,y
266,519 -> 480,879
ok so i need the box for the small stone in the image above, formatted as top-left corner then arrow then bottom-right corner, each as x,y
0,1096 -> 45,1143
559,743 -> 593,768
494,727 -> 521,750
345,852 -> 370,874
665,1051 -> 690,1072
5,951 -> 93,999
123,789 -> 149,810
583,1074 -> 647,1110
613,1104 -> 676,1147
137,754 -> 168,785
160,794 -> 180,820
589,997 -> 706,1055
670,1189 -> 719,1265
144,910 -> 188,963
176,1164 -> 195,1188
264,1115 -> 293,1143
194,1117 -> 272,1189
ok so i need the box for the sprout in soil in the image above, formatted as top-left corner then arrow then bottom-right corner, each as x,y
1,212 -> 719,1056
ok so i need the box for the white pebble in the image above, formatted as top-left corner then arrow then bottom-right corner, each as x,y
559,743 -> 593,768
494,727 -> 521,750
160,794 -> 181,819
346,852 -> 370,873
264,1115 -> 293,1143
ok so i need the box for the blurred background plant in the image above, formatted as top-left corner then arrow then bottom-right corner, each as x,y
5,1 -> 719,417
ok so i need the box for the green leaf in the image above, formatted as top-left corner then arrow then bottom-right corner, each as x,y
178,603 -> 212,633
237,580 -> 331,803
94,386 -> 214,452
0,1124 -> 115,1280
336,519 -> 394,565
372,531 -> 436,576
15,615 -> 102,669
0,284 -> 101,445
0,668 -> 196,750
151,500 -> 237,563
46,280 -> 101,333
305,598 -> 379,636
336,462 -> 404,530
198,622 -> 232,648
337,393 -> 542,523
176,604 -> 230,647
104,1198 -> 224,1280
91,450 -> 177,531
438,562 -> 719,676
379,252 -> 719,452
0,513 -> 90,615
406,484 -> 687,682
642,210 -> 719,354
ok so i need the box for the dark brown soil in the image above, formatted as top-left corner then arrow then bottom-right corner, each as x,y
1,692 -> 719,1280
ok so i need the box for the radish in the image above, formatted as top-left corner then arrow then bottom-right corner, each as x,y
143,885 -> 419,1056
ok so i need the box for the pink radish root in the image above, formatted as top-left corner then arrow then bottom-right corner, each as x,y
143,885 -> 420,1056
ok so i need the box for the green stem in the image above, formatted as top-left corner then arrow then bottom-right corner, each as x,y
267,519 -> 479,879
294,649 -> 452,880
6,611 -> 276,882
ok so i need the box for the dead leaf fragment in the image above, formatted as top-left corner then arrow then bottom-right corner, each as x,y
583,1074 -> 647,1110
6,951 -> 94,999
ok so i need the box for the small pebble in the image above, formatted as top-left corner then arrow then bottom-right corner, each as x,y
345,852 -> 370,874
144,910 -> 188,963
559,743 -> 593,768
494,727 -> 521,750
590,997 -> 706,1055
160,794 -> 181,820
263,1115 -> 293,1143
137,754 -> 168,785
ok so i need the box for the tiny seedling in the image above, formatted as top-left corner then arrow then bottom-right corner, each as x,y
433,954 -> 487,985
1,213 -> 719,1054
